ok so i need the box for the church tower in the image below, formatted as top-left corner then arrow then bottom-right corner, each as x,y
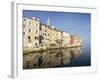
47,17 -> 51,26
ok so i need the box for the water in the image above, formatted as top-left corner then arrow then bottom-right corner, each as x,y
23,46 -> 91,69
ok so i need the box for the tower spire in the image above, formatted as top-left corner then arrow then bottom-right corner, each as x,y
47,17 -> 51,26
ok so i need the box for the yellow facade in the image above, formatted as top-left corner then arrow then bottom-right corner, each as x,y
23,17 -> 40,48
71,35 -> 82,46
40,24 -> 51,48
49,28 -> 57,48
62,32 -> 71,47
55,30 -> 62,48
23,17 -> 81,50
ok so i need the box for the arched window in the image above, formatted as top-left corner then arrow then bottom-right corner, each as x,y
28,36 -> 31,42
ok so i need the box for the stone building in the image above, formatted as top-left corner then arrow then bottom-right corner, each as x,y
62,32 -> 71,47
70,35 -> 82,46
23,17 -> 81,50
23,17 -> 40,48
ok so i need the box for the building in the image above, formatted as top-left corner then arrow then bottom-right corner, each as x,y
70,35 -> 82,46
55,30 -> 62,48
23,17 -> 40,48
62,32 -> 71,47
40,23 -> 51,48
49,27 -> 57,48
23,17 -> 81,50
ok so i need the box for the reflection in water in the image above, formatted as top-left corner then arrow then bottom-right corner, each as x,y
23,47 -> 82,69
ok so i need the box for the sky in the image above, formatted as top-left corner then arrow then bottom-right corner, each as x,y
23,10 -> 91,48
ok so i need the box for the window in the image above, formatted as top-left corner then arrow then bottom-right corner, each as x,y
29,29 -> 31,32
28,36 -> 31,42
35,37 -> 37,39
23,25 -> 25,28
36,37 -> 38,40
35,36 -> 38,40
43,33 -> 45,35
29,22 -> 31,25
24,19 -> 26,21
35,43 -> 37,46
45,30 -> 47,32
28,36 -> 30,39
40,26 -> 42,30
36,30 -> 38,33
36,23 -> 38,26
23,32 -> 25,35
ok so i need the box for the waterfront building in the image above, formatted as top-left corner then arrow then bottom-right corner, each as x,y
62,32 -> 71,47
40,23 -> 51,48
55,30 -> 62,48
49,27 -> 57,48
23,17 -> 81,50
23,17 -> 40,48
70,35 -> 81,46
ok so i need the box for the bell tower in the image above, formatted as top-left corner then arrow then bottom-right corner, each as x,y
47,17 -> 51,26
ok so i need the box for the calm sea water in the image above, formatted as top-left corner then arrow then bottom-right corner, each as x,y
23,46 -> 91,69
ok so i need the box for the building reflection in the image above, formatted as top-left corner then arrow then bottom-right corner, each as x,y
23,47 -> 82,69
